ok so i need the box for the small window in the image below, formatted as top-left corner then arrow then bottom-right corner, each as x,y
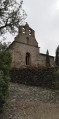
22,27 -> 25,34
26,37 -> 29,44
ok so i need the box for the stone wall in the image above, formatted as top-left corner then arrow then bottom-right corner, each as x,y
8,41 -> 39,67
38,53 -> 54,66
8,23 -> 54,67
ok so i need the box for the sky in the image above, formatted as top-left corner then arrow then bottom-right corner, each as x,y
1,0 -> 59,56
22,0 -> 59,56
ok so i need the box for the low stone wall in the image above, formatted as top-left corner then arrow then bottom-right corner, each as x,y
10,67 -> 59,89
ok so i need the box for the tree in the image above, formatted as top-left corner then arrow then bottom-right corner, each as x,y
0,50 -> 12,75
0,0 -> 27,35
46,50 -> 50,66
0,42 -> 11,51
55,45 -> 59,66
0,42 -> 7,51
0,42 -> 12,113
0,71 -> 10,113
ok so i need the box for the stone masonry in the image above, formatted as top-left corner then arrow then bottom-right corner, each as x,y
8,23 -> 54,67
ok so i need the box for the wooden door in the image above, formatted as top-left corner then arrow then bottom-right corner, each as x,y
26,53 -> 30,65
27,55 -> 29,65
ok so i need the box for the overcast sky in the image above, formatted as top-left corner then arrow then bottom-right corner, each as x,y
1,0 -> 59,56
22,0 -> 59,56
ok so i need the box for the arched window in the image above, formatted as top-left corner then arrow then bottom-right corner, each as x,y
26,53 -> 30,65
26,37 -> 29,44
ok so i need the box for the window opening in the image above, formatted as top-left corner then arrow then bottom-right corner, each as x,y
26,37 -> 29,44
26,53 -> 30,65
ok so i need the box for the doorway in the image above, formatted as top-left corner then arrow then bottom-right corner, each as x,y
26,53 -> 30,65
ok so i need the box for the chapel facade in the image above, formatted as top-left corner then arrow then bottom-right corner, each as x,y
8,23 -> 54,67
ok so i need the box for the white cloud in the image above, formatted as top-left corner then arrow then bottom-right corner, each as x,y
56,0 -> 59,9
0,0 -> 59,56
22,0 -> 59,56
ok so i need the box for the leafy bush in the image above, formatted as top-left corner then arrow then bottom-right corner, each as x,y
0,51 -> 12,75
0,71 -> 10,113
54,69 -> 59,79
53,69 -> 59,89
10,67 -> 55,88
0,51 -> 12,113
10,67 -> 59,90
53,80 -> 59,90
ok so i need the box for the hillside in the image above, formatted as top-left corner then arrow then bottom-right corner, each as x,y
0,82 -> 59,119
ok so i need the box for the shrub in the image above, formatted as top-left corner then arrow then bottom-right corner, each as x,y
53,80 -> 59,90
54,69 -> 59,79
10,67 -> 55,88
0,51 -> 12,75
10,67 -> 59,90
0,71 -> 10,113
53,69 -> 59,89
0,51 -> 12,113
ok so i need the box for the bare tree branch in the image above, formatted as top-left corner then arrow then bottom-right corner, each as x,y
0,0 -> 27,35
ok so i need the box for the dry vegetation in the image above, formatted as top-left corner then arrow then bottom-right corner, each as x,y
0,82 -> 59,119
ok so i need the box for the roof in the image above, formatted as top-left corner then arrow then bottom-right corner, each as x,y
40,53 -> 54,58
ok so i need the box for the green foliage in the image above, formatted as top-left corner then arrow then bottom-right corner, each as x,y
10,67 -> 59,90
0,48 -> 12,113
0,71 -> 10,113
53,80 -> 59,90
46,50 -> 50,66
10,67 -> 55,88
0,42 -> 7,51
54,69 -> 59,79
53,70 -> 59,89
0,51 -> 12,75
55,45 -> 59,66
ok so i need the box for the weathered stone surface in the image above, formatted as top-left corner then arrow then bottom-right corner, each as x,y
8,23 -> 54,67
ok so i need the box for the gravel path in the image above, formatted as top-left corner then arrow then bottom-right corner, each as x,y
0,82 -> 59,119
9,83 -> 59,103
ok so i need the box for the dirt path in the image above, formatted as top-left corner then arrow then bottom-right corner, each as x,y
0,83 -> 59,119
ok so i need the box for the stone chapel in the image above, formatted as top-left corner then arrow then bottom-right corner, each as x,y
8,23 -> 54,67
